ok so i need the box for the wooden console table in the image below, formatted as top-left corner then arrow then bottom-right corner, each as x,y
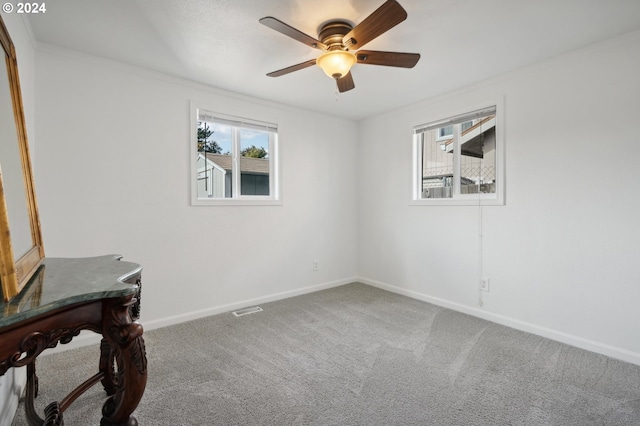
0,255 -> 147,425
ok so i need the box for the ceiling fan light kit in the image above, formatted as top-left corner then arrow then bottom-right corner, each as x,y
260,0 -> 420,93
316,50 -> 357,79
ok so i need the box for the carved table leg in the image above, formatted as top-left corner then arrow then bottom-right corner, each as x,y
101,275 -> 142,397
100,296 -> 147,426
99,338 -> 117,396
43,401 -> 63,426
24,362 -> 63,425
24,361 -> 46,425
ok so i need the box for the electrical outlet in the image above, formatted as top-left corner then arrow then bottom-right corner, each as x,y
313,260 -> 319,271
480,277 -> 490,292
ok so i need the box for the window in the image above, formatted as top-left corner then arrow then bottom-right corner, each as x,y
191,106 -> 280,205
412,102 -> 504,205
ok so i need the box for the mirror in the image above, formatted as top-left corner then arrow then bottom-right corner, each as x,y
0,16 -> 44,301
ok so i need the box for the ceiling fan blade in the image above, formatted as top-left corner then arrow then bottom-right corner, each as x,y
336,72 -> 355,93
343,0 -> 407,50
266,59 -> 317,77
259,17 -> 327,50
356,50 -> 420,68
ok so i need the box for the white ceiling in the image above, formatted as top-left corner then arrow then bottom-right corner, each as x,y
26,0 -> 640,121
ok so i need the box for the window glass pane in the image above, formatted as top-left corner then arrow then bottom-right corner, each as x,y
192,106 -> 280,205
459,113 -> 497,195
239,129 -> 270,196
437,125 -> 453,140
413,104 -> 502,205
197,121 -> 232,198
421,127 -> 454,199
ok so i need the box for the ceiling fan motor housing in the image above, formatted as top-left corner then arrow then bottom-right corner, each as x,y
318,21 -> 353,51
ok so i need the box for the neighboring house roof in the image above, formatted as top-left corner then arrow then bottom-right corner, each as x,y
441,115 -> 496,157
203,153 -> 269,174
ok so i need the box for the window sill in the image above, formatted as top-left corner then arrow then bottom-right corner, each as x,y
410,197 -> 504,206
191,198 -> 283,206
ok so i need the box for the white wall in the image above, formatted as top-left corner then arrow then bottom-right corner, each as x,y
0,14 -> 35,426
33,46 -> 359,328
358,30 -> 640,365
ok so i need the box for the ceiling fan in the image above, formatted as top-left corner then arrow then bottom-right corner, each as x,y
259,0 -> 420,93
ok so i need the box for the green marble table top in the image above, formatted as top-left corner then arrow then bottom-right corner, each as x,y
0,255 -> 142,328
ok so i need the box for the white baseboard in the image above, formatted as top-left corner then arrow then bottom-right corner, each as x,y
359,276 -> 640,366
39,275 -> 639,367
42,276 -> 357,354
143,276 -> 357,331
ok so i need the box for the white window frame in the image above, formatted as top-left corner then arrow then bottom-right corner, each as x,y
411,98 -> 505,206
190,103 -> 281,206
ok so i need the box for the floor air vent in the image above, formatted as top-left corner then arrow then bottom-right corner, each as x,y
232,306 -> 263,317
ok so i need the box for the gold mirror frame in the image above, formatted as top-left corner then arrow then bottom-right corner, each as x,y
0,16 -> 44,301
